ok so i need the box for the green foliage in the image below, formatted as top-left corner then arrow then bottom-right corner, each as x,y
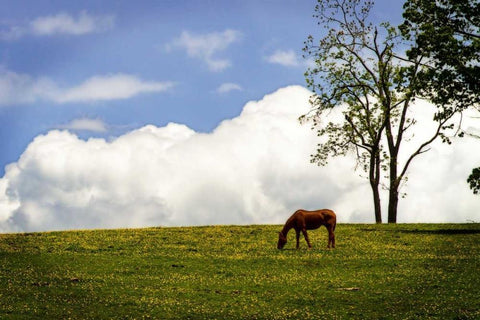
401,0 -> 480,119
467,167 -> 480,194
1,224 -> 480,319
401,0 -> 480,195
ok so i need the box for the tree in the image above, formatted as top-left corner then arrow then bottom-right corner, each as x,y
301,0 -> 390,223
401,0 -> 480,195
468,168 -> 480,194
303,0 -> 465,223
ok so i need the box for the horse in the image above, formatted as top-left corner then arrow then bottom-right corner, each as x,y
277,209 -> 336,249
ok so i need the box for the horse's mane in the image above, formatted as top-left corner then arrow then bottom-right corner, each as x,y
282,210 -> 302,231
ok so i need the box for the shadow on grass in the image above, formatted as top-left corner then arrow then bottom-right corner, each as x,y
360,226 -> 480,235
398,229 -> 480,235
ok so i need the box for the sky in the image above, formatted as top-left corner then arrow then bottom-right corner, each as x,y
0,0 -> 478,232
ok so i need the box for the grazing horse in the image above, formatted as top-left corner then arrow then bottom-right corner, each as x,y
277,209 -> 336,249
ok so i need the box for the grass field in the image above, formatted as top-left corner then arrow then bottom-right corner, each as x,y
1,223 -> 479,319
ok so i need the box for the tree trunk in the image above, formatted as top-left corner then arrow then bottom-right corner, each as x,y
388,153 -> 399,223
372,183 -> 382,224
388,186 -> 399,223
369,148 -> 382,223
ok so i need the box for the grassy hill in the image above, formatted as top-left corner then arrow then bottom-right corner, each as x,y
1,224 -> 479,319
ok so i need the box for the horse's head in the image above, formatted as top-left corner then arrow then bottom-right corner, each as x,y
277,232 -> 287,249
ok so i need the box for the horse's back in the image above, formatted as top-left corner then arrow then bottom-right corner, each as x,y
298,209 -> 336,219
294,209 -> 336,229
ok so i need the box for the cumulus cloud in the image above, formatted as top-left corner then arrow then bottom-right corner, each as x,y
1,11 -> 114,40
167,29 -> 242,72
0,86 -> 479,232
216,83 -> 243,94
0,69 -> 174,106
57,118 -> 107,132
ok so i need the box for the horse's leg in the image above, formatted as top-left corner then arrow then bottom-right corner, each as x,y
302,229 -> 312,248
331,227 -> 335,248
327,225 -> 335,248
327,226 -> 331,248
295,230 -> 300,249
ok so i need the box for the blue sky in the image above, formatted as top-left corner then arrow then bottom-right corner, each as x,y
0,0 -> 405,176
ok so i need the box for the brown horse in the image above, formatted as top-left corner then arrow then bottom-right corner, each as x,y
277,209 -> 336,249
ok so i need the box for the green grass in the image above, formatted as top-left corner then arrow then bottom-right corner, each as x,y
1,224 -> 479,319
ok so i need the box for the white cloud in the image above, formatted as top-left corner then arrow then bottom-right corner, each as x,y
265,49 -> 317,69
55,74 -> 174,103
1,11 -> 114,40
0,69 -> 175,106
0,86 -> 479,232
30,11 -> 114,36
167,29 -> 242,72
266,49 -> 301,67
57,118 -> 107,132
216,83 -> 243,94
0,68 -> 57,104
